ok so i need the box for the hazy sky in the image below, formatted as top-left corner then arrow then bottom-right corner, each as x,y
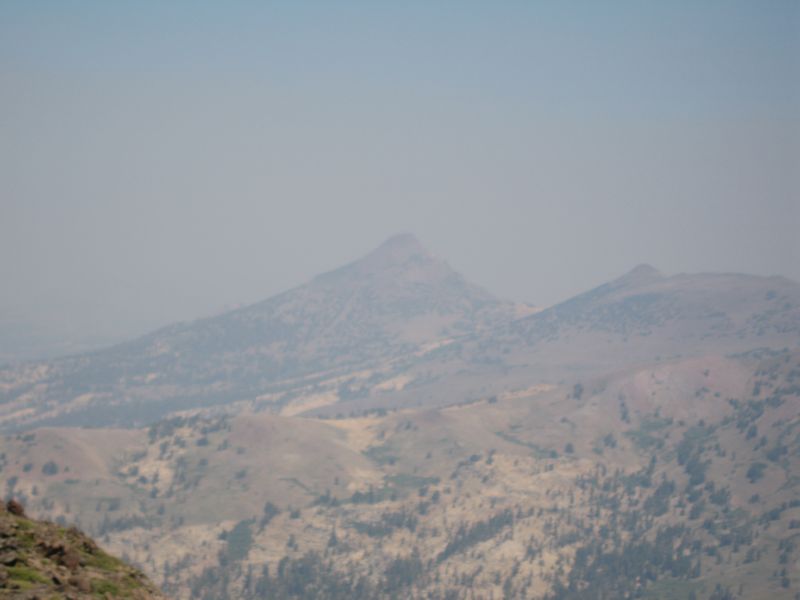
1,1 -> 798,356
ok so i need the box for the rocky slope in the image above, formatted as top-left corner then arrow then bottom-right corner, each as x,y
0,499 -> 164,599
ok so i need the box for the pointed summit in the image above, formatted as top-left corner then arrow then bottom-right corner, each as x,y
627,263 -> 661,277
360,233 -> 431,268
375,233 -> 426,254
312,234 -> 436,284
617,263 -> 663,287
327,233 -> 437,278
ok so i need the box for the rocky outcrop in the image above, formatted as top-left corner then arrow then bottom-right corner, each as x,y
0,500 -> 165,599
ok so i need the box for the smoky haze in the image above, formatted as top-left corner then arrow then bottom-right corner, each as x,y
1,1 -> 798,360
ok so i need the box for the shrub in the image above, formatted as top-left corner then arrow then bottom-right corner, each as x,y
41,461 -> 59,476
746,462 -> 767,484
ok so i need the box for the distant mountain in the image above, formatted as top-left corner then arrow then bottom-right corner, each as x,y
0,235 -> 515,429
491,265 -> 800,377
1,238 -> 798,429
308,265 -> 800,416
515,265 -> 800,345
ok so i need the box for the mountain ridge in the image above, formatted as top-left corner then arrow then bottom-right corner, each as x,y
0,235 -> 514,430
0,236 -> 798,430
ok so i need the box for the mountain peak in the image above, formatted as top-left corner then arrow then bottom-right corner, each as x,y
354,233 -> 434,272
371,233 -> 428,258
619,263 -> 663,285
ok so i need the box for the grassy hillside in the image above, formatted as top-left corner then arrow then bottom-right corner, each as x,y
0,499 -> 164,598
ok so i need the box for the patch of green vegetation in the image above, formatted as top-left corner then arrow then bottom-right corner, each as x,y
642,578 -> 703,599
437,509 -> 514,563
223,519 -> 254,563
14,517 -> 34,530
7,564 -> 50,585
12,520 -> 38,549
41,460 -> 59,475
592,432 -> 618,455
351,520 -> 394,538
641,414 -> 673,432
350,509 -> 419,539
496,431 -> 557,458
92,579 -> 123,596
624,416 -> 672,451
364,444 -> 398,466
348,484 -> 397,504
385,474 -> 439,490
746,461 -> 767,483
84,548 -> 123,572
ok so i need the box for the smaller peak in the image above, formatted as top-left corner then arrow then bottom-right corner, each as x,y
375,233 -> 426,254
616,264 -> 663,287
627,264 -> 661,278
